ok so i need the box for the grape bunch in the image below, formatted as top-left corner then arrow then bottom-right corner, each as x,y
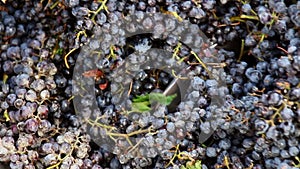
0,0 -> 300,169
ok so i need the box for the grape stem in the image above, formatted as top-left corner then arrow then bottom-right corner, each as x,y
64,48 -> 78,69
89,0 -> 109,24
190,51 -> 212,77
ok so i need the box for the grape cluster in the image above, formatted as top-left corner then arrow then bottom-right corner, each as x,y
1,0 -> 300,168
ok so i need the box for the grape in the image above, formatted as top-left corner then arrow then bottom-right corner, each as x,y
257,6 -> 272,24
181,1 -> 192,11
266,126 -> 278,140
190,110 -> 200,122
267,92 -> 283,106
288,146 -> 299,157
13,64 -> 24,74
242,3 -> 252,14
166,122 -> 175,133
30,79 -> 45,92
175,120 -> 185,128
277,56 -> 291,69
10,161 -> 23,169
15,88 -> 26,99
83,159 -> 93,168
275,139 -> 286,150
152,23 -> 165,39
161,150 -> 173,160
153,106 -> 166,118
142,17 -> 154,30
197,96 -> 208,107
91,164 -> 102,169
186,121 -> 195,132
191,77 -> 206,91
232,83 -> 243,97
280,107 -> 294,120
20,154 -> 29,165
110,157 -> 121,169
251,151 -> 261,161
72,7 -> 89,17
55,75 -> 67,88
138,1 -> 146,10
245,68 -> 262,84
70,164 -> 80,169
188,7 -> 206,19
157,129 -> 168,139
40,89 -> 50,101
27,150 -> 39,162
219,139 -> 231,150
15,74 -> 30,87
63,132 -> 76,144
20,105 -> 33,119
24,164 -> 35,169
14,99 -> 24,109
76,144 -> 89,159
152,119 -> 164,129
200,122 -> 211,134
280,150 -> 290,158
206,147 -> 217,157
271,146 -> 280,157
9,154 -> 19,163
1,101 -> 9,110
42,154 -> 57,166
25,90 -> 37,102
263,75 -> 274,87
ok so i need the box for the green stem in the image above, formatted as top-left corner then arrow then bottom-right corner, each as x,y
238,39 -> 245,62
240,14 -> 259,21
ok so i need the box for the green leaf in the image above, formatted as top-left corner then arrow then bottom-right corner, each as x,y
131,101 -> 151,112
148,93 -> 165,104
149,93 -> 177,105
56,48 -> 63,55
181,160 -> 202,169
194,160 -> 202,169
165,94 -> 177,105
131,93 -> 177,113
180,165 -> 187,169
132,94 -> 149,102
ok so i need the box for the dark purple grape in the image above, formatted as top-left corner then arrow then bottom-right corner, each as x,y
25,118 -> 39,133
258,6 -> 272,24
267,92 -> 283,106
245,68 -> 262,84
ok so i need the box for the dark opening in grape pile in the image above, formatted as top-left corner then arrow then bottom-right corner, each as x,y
1,0 -> 300,169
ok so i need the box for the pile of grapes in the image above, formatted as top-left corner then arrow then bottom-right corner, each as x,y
0,0 -> 299,168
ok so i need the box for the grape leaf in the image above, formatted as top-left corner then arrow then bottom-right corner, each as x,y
165,94 -> 177,105
149,93 -> 177,105
131,101 -> 151,112
132,94 -> 149,102
194,160 -> 202,169
180,160 -> 202,169
131,93 -> 177,113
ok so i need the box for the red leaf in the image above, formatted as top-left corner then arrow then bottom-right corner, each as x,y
82,69 -> 104,78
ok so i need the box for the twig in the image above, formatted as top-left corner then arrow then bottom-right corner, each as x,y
127,81 -> 133,96
64,48 -> 78,69
238,39 -> 245,62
